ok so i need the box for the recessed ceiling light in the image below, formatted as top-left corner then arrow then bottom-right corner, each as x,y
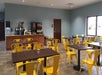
66,3 -> 74,8
22,0 -> 25,2
50,4 -> 54,6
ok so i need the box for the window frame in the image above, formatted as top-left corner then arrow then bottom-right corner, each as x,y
86,15 -> 102,36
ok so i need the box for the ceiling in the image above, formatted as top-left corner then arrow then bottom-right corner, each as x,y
0,0 -> 101,12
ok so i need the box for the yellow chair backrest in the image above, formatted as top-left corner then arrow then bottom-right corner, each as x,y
93,36 -> 97,42
17,61 -> 38,75
83,40 -> 88,46
87,37 -> 92,42
74,37 -> 80,44
53,39 -> 60,45
13,39 -> 22,43
33,42 -> 42,50
25,43 -> 32,50
66,46 -> 70,52
100,36 -> 102,42
11,43 -> 23,52
52,55 -> 60,75
26,38 -> 33,42
26,62 -> 34,75
92,50 -> 100,65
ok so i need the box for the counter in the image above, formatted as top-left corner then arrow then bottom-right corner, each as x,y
6,34 -> 45,50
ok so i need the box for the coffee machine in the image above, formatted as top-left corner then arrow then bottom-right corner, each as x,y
15,22 -> 25,35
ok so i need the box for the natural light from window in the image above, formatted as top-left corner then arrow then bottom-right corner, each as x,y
87,17 -> 96,35
97,16 -> 102,36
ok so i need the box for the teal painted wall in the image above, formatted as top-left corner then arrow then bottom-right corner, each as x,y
5,3 -> 70,37
0,12 -> 4,21
70,2 -> 102,36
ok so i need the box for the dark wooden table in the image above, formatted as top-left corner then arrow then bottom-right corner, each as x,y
70,44 -> 92,71
12,48 -> 59,75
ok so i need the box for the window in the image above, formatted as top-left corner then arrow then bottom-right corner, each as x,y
87,16 -> 102,36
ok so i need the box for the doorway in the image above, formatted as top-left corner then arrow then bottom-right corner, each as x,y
0,22 -> 5,41
53,19 -> 61,42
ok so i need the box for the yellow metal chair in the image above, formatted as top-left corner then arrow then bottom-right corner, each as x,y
87,37 -> 93,43
47,36 -> 53,47
33,42 -> 44,62
61,36 -> 66,43
33,42 -> 43,50
42,55 -> 60,75
61,36 -> 70,50
11,43 -> 24,52
63,39 -> 70,50
25,38 -> 33,50
25,44 -> 32,50
93,36 -> 97,42
100,36 -> 102,42
17,61 -> 39,75
80,50 -> 100,75
83,40 -> 95,58
48,39 -> 60,52
13,39 -> 22,43
26,38 -> 33,42
74,35 -> 81,44
66,46 -> 77,64
11,43 -> 24,75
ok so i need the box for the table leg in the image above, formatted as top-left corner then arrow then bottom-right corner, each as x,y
82,37 -> 84,44
97,54 -> 100,66
44,57 -> 47,75
97,47 -> 101,66
23,61 -> 26,71
73,50 -> 80,71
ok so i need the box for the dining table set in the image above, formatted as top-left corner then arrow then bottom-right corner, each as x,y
63,35 -> 102,71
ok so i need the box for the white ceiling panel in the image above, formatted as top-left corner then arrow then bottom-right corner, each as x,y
0,0 -> 101,12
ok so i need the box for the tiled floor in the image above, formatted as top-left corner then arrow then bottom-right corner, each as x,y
0,41 -> 102,75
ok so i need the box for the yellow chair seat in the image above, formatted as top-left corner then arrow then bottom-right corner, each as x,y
67,51 -> 76,55
41,55 -> 60,75
44,67 -> 59,75
50,46 -> 58,52
82,58 -> 94,65
45,66 -> 53,74
19,70 -> 37,75
16,62 -> 23,67
26,44 -> 32,50
17,61 -> 39,75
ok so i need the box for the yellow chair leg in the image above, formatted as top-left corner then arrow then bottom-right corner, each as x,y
68,55 -> 71,64
87,65 -> 92,75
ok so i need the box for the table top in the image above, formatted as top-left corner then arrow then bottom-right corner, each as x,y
70,44 -> 92,50
89,42 -> 102,47
12,48 -> 59,63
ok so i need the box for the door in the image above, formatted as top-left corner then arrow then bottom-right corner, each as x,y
53,19 -> 61,42
0,22 -> 5,41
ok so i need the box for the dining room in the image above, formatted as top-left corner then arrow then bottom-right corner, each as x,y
1,0 -> 102,75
